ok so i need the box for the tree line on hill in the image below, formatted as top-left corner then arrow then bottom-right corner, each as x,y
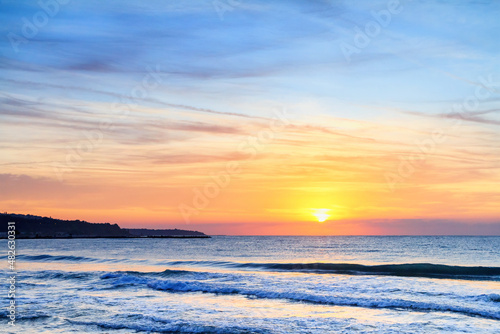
0,213 -> 209,238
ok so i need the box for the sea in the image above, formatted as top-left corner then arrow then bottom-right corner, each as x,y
3,236 -> 500,333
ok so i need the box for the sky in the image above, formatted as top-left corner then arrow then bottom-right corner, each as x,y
1,0 -> 499,235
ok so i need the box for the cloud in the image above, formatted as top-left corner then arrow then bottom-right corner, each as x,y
405,109 -> 500,126
1,78 -> 269,121
151,152 -> 250,165
0,174 -> 74,201
439,110 -> 500,126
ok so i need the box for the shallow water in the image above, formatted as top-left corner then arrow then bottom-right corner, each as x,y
3,236 -> 500,333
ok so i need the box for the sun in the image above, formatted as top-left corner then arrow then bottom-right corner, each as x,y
312,209 -> 330,223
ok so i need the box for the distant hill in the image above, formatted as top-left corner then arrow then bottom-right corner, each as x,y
126,228 -> 208,237
0,213 -> 209,238
0,213 -> 129,238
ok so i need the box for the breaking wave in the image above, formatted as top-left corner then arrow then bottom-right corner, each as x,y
100,273 -> 500,320
163,261 -> 500,280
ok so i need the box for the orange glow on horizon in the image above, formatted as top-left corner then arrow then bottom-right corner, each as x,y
2,114 -> 499,236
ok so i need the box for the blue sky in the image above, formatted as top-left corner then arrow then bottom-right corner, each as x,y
2,0 -> 499,119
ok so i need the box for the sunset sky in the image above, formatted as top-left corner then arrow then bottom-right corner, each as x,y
1,0 -> 499,235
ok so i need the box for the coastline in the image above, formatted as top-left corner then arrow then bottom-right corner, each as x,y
1,213 -> 211,239
0,235 -> 211,239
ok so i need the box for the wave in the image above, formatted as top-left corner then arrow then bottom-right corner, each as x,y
18,254 -> 500,281
17,268 -> 199,286
18,254 -> 133,264
68,318 -> 272,334
20,254 -> 500,280
241,262 -> 500,279
0,310 -> 50,322
100,269 -> 192,279
163,261 -> 500,280
18,254 -> 102,263
100,273 -> 500,321
480,294 -> 500,303
31,271 -> 94,280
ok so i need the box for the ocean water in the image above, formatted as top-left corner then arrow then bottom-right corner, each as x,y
3,236 -> 500,333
